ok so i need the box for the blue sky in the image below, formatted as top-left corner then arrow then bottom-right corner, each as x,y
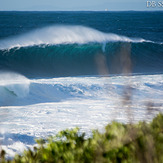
0,0 -> 162,11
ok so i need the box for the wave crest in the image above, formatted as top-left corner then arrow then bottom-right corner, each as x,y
0,25 -> 147,50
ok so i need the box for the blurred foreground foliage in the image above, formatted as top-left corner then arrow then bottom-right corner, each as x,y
1,113 -> 163,163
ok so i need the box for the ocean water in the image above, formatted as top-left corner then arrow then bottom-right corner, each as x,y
0,11 -> 163,157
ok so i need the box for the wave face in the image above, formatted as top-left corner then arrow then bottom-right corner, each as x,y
0,25 -> 163,77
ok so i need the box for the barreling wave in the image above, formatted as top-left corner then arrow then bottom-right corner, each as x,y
0,25 -> 163,77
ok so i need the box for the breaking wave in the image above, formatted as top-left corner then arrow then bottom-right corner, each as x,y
0,25 -> 151,50
0,25 -> 162,77
0,72 -> 30,106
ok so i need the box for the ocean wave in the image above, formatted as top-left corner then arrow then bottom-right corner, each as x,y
0,73 -> 162,107
0,72 -> 30,106
0,41 -> 163,77
0,25 -> 153,50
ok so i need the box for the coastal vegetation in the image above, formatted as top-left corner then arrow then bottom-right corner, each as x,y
1,113 -> 163,163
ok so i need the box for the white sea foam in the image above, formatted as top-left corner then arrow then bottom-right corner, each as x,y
0,74 -> 163,158
0,72 -> 30,105
0,25 -> 148,50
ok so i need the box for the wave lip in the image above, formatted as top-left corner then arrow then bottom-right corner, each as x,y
0,25 -> 148,50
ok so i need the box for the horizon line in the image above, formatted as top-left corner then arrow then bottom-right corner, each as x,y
0,10 -> 163,12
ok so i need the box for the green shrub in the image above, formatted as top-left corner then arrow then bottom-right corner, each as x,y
1,113 -> 163,163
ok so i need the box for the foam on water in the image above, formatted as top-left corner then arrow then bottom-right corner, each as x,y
0,74 -> 163,158
0,25 -> 149,50
0,72 -> 30,105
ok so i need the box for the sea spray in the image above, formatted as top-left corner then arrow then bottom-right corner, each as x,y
0,25 -> 148,50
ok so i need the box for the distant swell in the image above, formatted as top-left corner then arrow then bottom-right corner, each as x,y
0,25 -> 152,50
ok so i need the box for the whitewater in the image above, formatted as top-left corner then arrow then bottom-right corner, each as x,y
0,72 -> 163,157
0,11 -> 163,158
